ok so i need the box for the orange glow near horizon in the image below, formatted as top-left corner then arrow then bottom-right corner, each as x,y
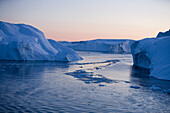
42,26 -> 163,41
0,0 -> 170,41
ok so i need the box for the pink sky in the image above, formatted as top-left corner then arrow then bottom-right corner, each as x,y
0,0 -> 170,41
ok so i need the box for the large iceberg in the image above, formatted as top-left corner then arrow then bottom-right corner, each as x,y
0,21 -> 82,61
48,39 -> 83,61
131,30 -> 170,80
59,39 -> 135,53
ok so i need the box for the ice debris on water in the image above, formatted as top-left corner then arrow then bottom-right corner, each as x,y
163,89 -> 170,94
124,81 -> 130,83
130,86 -> 140,89
151,85 -> 161,90
65,69 -> 118,84
95,67 -> 101,70
99,84 -> 106,87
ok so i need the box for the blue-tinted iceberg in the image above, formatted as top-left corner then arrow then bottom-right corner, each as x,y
60,39 -> 135,53
131,30 -> 170,80
0,21 -> 82,61
48,39 -> 82,61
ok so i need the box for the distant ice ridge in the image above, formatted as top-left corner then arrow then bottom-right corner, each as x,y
131,30 -> 170,80
59,39 -> 135,53
0,21 -> 82,61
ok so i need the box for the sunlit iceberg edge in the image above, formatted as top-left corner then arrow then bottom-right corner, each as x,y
0,21 -> 82,62
131,30 -> 170,80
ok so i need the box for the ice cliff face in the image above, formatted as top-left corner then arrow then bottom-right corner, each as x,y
60,39 -> 135,53
0,21 -> 82,61
48,39 -> 82,61
131,30 -> 170,80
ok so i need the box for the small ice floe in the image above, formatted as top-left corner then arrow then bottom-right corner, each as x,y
65,69 -> 116,84
72,60 -> 120,66
163,89 -> 170,94
95,67 -> 101,70
151,85 -> 161,90
35,38 -> 38,42
124,81 -> 130,83
75,70 -> 86,73
98,84 -> 106,87
130,86 -> 140,89
97,74 -> 103,77
85,81 -> 90,84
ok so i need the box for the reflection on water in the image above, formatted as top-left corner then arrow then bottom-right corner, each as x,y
0,52 -> 170,113
0,61 -> 71,112
0,61 -> 69,77
130,65 -> 170,90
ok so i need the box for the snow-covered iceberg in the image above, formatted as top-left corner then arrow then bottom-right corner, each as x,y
48,39 -> 82,61
0,21 -> 82,61
131,30 -> 170,80
59,39 -> 135,53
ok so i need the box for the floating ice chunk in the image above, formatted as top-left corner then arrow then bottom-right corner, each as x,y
75,70 -> 86,73
85,81 -> 90,84
124,81 -> 130,83
79,73 -> 87,77
163,89 -> 170,94
130,86 -> 140,89
151,85 -> 161,90
35,38 -> 38,42
95,67 -> 101,70
65,70 -> 115,84
99,84 -> 106,87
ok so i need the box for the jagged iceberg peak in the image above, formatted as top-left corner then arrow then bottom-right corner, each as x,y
0,21 -> 82,61
156,29 -> 170,38
131,29 -> 170,80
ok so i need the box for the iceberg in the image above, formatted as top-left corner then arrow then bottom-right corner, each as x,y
131,30 -> 170,80
0,21 -> 82,61
48,39 -> 82,61
59,39 -> 135,53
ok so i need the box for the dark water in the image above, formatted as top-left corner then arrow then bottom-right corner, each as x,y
0,52 -> 170,113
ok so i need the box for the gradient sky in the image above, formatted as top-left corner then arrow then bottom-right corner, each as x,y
0,0 -> 170,41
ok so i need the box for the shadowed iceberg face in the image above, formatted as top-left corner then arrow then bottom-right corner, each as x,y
130,65 -> 170,91
0,21 -> 82,61
131,30 -> 170,80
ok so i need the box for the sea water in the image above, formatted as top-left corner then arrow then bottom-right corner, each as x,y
0,52 -> 170,113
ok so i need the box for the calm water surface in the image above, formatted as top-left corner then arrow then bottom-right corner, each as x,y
0,52 -> 170,113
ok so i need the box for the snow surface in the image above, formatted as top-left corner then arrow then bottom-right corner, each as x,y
60,39 -> 135,53
48,39 -> 82,61
0,21 -> 82,61
131,30 -> 170,80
